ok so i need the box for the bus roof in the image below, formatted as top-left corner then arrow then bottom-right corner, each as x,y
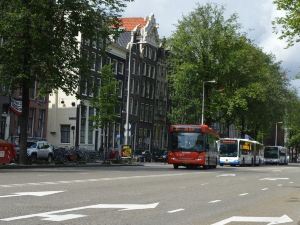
220,138 -> 262,145
169,124 -> 219,137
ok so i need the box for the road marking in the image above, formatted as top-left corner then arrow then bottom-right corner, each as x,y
0,202 -> 159,222
261,188 -> 269,191
42,214 -> 87,222
289,182 -> 294,184
260,177 -> 289,181
277,184 -> 283,187
0,191 -> 64,198
217,174 -> 236,177
0,172 -> 205,189
208,200 -> 221,204
201,183 -> 209,186
211,214 -> 293,225
239,193 -> 249,196
167,208 -> 185,213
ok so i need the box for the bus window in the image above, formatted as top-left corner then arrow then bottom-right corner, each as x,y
169,132 -> 204,152
240,141 -> 252,155
264,147 -> 278,159
219,140 -> 238,157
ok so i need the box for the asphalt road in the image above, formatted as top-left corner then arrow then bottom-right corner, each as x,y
0,163 -> 299,225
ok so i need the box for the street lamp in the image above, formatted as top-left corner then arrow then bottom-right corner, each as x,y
275,121 -> 283,146
124,34 -> 139,145
201,80 -> 216,125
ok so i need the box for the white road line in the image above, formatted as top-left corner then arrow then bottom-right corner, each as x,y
201,183 -> 209,186
261,188 -> 269,191
208,200 -> 222,204
239,193 -> 249,196
217,174 -> 236,177
289,182 -> 294,184
167,209 -> 185,213
0,203 -> 159,222
0,172 -> 204,189
277,184 -> 283,187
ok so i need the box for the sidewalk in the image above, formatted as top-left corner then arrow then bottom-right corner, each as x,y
0,160 -> 143,169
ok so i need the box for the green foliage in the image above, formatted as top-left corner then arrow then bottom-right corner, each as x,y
167,2 -> 295,140
90,65 -> 119,129
273,0 -> 300,47
0,0 -> 131,163
0,0 -> 131,95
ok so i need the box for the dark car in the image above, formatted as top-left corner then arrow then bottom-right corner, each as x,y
139,150 -> 152,162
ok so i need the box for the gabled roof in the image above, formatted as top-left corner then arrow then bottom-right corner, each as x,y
119,17 -> 147,31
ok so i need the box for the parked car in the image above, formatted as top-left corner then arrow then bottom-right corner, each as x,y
27,141 -> 54,163
140,150 -> 152,162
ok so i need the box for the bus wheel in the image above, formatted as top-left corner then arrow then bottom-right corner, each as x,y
173,164 -> 179,169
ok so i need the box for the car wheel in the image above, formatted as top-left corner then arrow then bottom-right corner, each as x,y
31,153 -> 37,163
173,164 -> 179,169
47,154 -> 53,164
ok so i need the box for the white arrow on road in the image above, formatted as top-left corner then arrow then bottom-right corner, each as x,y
0,191 -> 64,198
260,178 -> 289,181
211,215 -> 293,225
0,202 -> 159,222
217,174 -> 236,177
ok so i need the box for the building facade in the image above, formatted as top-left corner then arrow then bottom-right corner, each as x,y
119,15 -> 169,154
47,14 -> 169,155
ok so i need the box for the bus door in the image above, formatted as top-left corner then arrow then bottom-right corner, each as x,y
240,141 -> 253,165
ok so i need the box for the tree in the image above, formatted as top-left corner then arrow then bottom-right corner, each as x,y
0,0 -> 131,164
90,65 -> 119,158
273,0 -> 300,47
167,3 -> 292,141
168,3 -> 242,125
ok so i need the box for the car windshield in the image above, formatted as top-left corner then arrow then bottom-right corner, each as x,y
28,143 -> 37,148
264,147 -> 278,158
219,140 -> 238,157
170,132 -> 204,151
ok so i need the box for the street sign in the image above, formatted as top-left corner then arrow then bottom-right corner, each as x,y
0,191 -> 64,198
211,215 -> 293,225
1,202 -> 159,222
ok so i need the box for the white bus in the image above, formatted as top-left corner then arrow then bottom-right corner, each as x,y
264,146 -> 288,165
219,138 -> 264,166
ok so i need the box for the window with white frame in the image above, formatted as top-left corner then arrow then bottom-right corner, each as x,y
118,61 -> 124,75
130,78 -> 134,94
130,97 -> 133,115
90,52 -> 96,70
140,103 -> 144,121
80,105 -> 87,144
132,58 -> 136,74
143,62 -> 147,76
61,125 -> 70,143
97,55 -> 102,72
88,107 -> 94,144
117,80 -> 123,97
112,59 -> 117,74
87,76 -> 94,97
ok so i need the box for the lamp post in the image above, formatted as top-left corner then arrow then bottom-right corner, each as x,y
201,80 -> 216,125
275,121 -> 283,146
124,35 -> 138,145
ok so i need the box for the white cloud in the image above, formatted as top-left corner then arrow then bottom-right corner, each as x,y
123,0 -> 300,78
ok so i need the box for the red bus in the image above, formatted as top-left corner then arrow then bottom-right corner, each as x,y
167,124 -> 219,169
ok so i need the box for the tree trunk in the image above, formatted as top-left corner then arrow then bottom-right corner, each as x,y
19,81 -> 29,164
19,0 -> 31,164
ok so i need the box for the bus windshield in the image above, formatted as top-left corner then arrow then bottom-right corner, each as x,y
219,140 -> 238,157
264,147 -> 278,158
170,132 -> 204,151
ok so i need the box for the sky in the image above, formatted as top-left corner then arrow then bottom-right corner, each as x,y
123,0 -> 300,94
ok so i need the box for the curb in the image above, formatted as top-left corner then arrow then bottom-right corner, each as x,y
0,162 -> 144,169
